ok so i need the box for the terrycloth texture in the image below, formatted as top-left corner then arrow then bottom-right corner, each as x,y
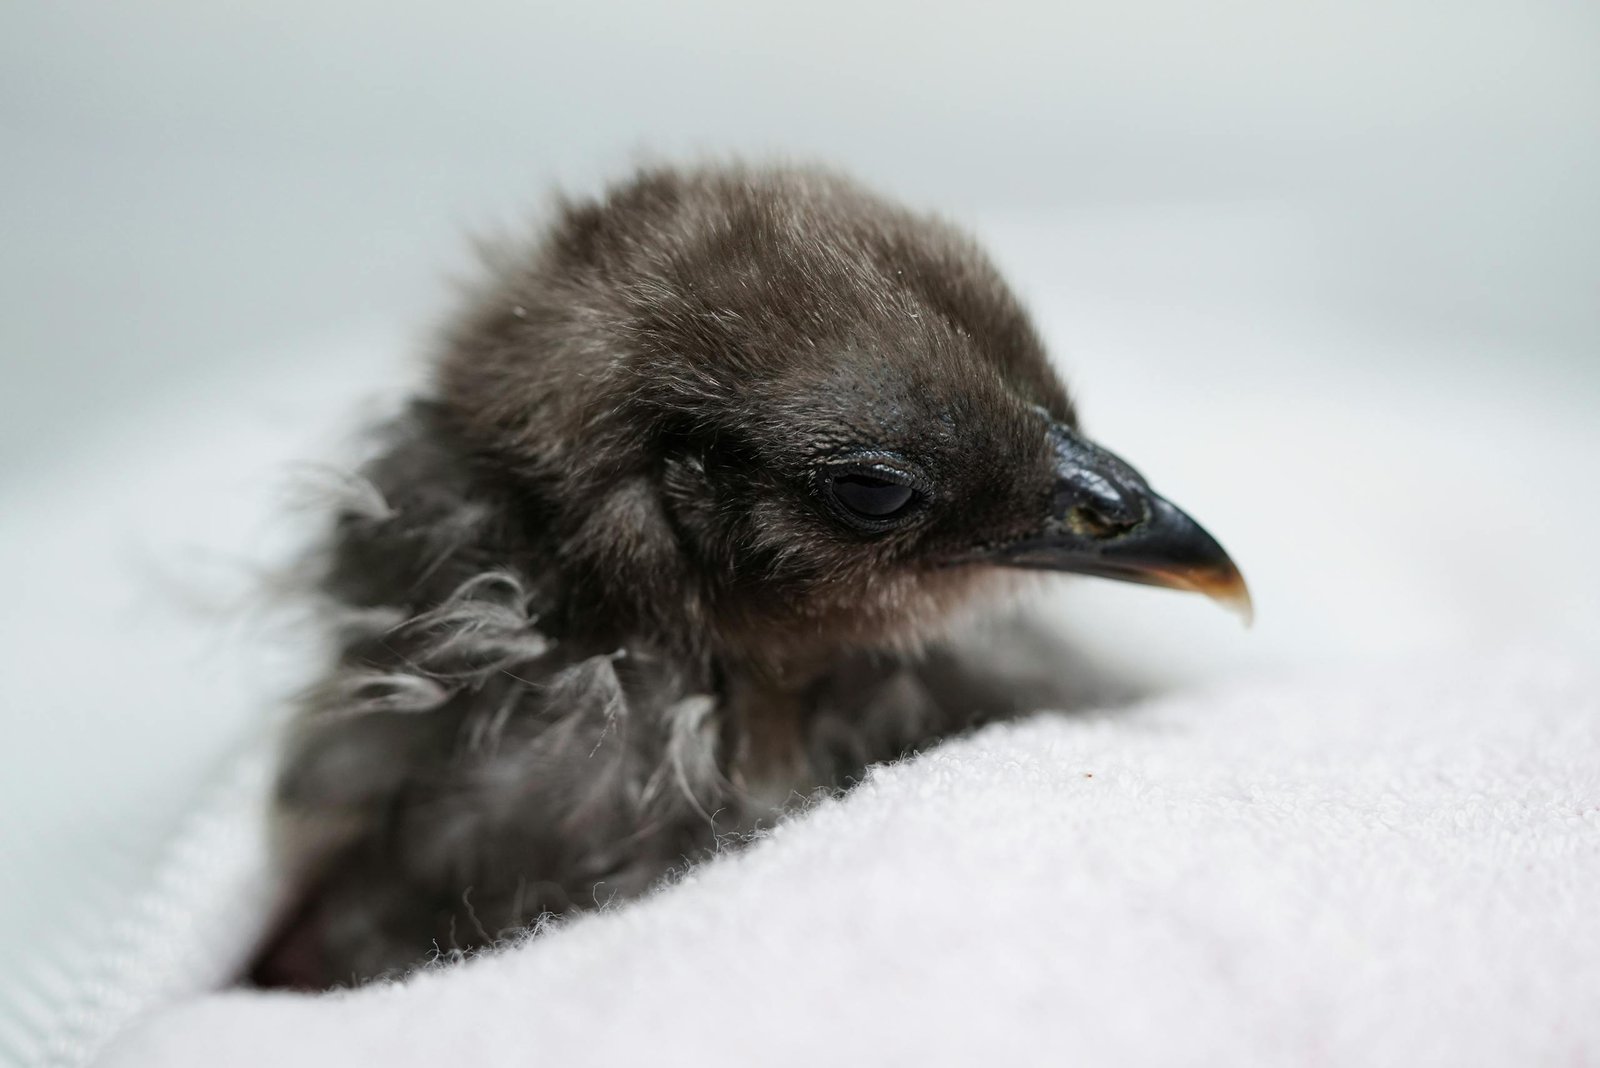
3,753 -> 278,1068
85,646 -> 1600,1066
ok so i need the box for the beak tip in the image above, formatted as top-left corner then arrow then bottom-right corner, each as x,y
1228,588 -> 1255,628
1209,571 -> 1255,628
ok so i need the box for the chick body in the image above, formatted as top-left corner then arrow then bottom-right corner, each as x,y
258,163 -> 1244,987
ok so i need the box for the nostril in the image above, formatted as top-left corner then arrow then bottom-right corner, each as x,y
1066,503 -> 1138,539
1055,469 -> 1145,538
1048,424 -> 1154,537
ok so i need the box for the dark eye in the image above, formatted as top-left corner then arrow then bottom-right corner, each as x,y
829,472 -> 918,521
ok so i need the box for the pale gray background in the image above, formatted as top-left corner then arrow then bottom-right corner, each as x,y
2,0 -> 1597,1013
5,0 -> 1597,470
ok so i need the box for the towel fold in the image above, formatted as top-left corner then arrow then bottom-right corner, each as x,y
59,644 -> 1600,1068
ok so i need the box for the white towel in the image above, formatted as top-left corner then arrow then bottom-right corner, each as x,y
64,643 -> 1600,1067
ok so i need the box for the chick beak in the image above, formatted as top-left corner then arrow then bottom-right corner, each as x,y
990,425 -> 1254,624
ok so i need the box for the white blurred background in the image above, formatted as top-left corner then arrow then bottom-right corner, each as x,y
2,0 -> 1597,1008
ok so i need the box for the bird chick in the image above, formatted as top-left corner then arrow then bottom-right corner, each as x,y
256,163 -> 1249,988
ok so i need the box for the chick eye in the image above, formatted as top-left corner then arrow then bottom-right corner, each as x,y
829,473 -> 918,520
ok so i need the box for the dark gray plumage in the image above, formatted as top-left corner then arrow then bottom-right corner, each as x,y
254,163 -> 1249,988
